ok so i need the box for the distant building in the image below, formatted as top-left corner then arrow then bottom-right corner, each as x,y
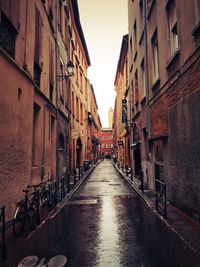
113,35 -> 130,169
108,107 -> 114,128
87,83 -> 102,163
100,128 -> 113,158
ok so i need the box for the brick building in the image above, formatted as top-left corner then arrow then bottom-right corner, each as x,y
100,128 -> 114,158
127,0 -> 200,221
87,83 -> 102,163
113,35 -> 131,168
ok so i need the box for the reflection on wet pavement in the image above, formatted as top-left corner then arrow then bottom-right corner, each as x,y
3,161 -> 200,267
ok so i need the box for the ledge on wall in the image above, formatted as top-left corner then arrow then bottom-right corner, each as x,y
166,49 -> 180,69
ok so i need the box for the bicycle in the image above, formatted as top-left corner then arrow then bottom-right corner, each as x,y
13,185 -> 40,237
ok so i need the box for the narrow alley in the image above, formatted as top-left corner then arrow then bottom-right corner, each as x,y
3,161 -> 200,267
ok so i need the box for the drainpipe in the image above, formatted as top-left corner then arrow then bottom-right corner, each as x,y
41,103 -> 45,180
144,0 -> 151,178
55,0 -> 59,180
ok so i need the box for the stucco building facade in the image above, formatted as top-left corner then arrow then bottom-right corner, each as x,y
68,0 -> 90,171
0,0 -> 94,221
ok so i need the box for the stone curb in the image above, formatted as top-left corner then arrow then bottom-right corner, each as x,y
43,161 -> 101,221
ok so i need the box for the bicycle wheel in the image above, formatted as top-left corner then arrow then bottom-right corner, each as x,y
13,205 -> 26,237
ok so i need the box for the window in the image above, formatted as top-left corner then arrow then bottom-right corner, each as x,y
139,0 -> 144,31
141,59 -> 146,98
49,0 -> 54,20
76,64 -> 78,84
0,1 -> 20,58
72,91 -> 74,115
34,6 -> 42,87
49,83 -> 53,102
151,30 -> 159,83
134,70 -> 139,105
59,62 -> 64,101
133,20 -> 137,52
0,12 -> 17,59
76,97 -> 79,121
58,0 -> 62,32
80,71 -> 83,92
80,103 -> 83,124
194,0 -> 200,26
167,0 -> 178,55
154,140 -> 163,162
32,103 -> 41,166
130,37 -> 133,60
49,40 -> 54,101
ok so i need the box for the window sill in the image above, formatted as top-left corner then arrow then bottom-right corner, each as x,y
166,49 -> 180,69
192,22 -> 200,36
151,78 -> 160,91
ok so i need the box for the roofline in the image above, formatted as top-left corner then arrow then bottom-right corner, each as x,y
114,34 -> 128,85
71,0 -> 91,66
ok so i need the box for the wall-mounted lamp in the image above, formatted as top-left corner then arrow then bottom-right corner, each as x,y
58,60 -> 75,80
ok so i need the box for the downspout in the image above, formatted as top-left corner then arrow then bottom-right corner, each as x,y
23,0 -> 28,68
144,0 -> 150,153
41,103 -> 45,180
144,0 -> 151,183
55,0 -> 59,180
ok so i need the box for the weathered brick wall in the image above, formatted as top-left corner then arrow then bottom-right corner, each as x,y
169,89 -> 200,221
151,56 -> 200,221
151,56 -> 200,138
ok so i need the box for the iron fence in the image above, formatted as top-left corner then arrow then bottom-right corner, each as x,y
155,179 -> 167,219
0,204 -> 6,260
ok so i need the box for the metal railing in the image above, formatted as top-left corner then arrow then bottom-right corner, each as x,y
0,204 -> 6,260
155,179 -> 167,219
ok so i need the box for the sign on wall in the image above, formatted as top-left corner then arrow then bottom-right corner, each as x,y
122,99 -> 127,123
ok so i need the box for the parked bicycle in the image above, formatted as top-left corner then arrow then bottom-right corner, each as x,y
38,180 -> 57,211
13,185 -> 40,237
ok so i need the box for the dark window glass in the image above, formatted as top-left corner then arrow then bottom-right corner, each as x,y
34,62 -> 41,88
49,83 -> 53,101
0,13 -> 17,59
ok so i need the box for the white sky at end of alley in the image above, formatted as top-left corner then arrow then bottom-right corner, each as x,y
78,0 -> 128,127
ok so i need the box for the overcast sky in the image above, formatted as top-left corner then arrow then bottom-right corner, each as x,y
78,0 -> 128,127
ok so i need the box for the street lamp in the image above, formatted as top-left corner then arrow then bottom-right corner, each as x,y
66,60 -> 74,77
58,60 -> 75,79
